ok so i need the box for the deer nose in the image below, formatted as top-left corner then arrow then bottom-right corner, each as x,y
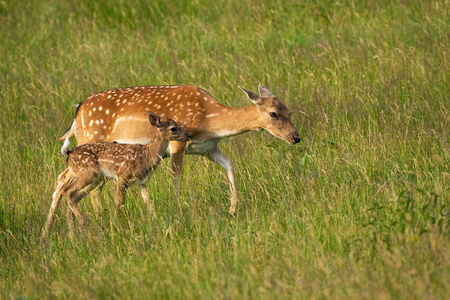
292,132 -> 301,144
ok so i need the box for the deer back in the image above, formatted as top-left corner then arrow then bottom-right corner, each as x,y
71,85 -> 223,145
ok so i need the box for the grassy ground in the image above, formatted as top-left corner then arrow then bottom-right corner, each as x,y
1,0 -> 449,298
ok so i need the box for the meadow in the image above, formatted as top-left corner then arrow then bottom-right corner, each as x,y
1,0 -> 449,298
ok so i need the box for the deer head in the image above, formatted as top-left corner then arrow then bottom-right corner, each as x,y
239,85 -> 301,145
147,111 -> 191,142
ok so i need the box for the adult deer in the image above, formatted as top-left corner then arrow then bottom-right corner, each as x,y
61,85 -> 301,215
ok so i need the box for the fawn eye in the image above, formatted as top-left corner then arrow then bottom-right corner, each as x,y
270,112 -> 278,119
170,127 -> 178,132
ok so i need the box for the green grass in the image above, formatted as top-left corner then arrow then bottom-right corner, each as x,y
1,0 -> 449,298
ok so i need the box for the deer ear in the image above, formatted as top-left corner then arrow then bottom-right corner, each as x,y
258,85 -> 274,98
148,111 -> 161,128
238,86 -> 263,105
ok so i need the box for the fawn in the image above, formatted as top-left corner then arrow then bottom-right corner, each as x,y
41,111 -> 190,239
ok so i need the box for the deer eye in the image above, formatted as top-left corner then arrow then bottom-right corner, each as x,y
270,112 -> 279,119
170,127 -> 178,132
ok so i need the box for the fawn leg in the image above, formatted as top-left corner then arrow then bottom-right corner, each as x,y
66,204 -> 76,240
115,179 -> 128,210
65,183 -> 97,238
140,184 -> 155,218
41,169 -> 73,241
40,187 -> 64,240
90,181 -> 104,216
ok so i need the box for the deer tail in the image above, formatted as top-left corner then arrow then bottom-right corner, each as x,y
61,137 -> 71,156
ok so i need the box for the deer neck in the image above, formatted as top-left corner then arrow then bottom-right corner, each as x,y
144,134 -> 169,165
205,104 -> 262,138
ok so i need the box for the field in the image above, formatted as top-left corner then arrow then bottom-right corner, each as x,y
1,0 -> 449,298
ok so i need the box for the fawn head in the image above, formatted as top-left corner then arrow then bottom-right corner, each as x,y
239,85 -> 301,145
148,111 -> 190,142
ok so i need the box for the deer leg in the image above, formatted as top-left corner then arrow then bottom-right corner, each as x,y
207,145 -> 239,215
140,184 -> 156,218
88,182 -> 104,216
169,141 -> 187,198
66,204 -> 76,240
66,200 -> 86,230
40,181 -> 65,241
65,182 -> 97,238
115,179 -> 128,210
40,169 -> 75,241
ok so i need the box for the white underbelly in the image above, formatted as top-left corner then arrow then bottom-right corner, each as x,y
100,167 -> 118,181
113,138 -> 151,144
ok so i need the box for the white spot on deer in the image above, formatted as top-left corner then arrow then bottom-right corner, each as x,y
205,113 -> 219,118
108,95 -> 111,99
89,120 -> 93,126
106,109 -> 109,115
89,111 -> 92,116
99,106 -> 103,111
93,107 -> 96,112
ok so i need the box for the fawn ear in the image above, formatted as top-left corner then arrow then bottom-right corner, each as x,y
238,86 -> 263,105
148,111 -> 162,128
258,85 -> 274,98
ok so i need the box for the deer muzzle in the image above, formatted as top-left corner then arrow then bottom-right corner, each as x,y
292,131 -> 301,144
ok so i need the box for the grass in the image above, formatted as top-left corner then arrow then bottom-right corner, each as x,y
1,0 -> 449,298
